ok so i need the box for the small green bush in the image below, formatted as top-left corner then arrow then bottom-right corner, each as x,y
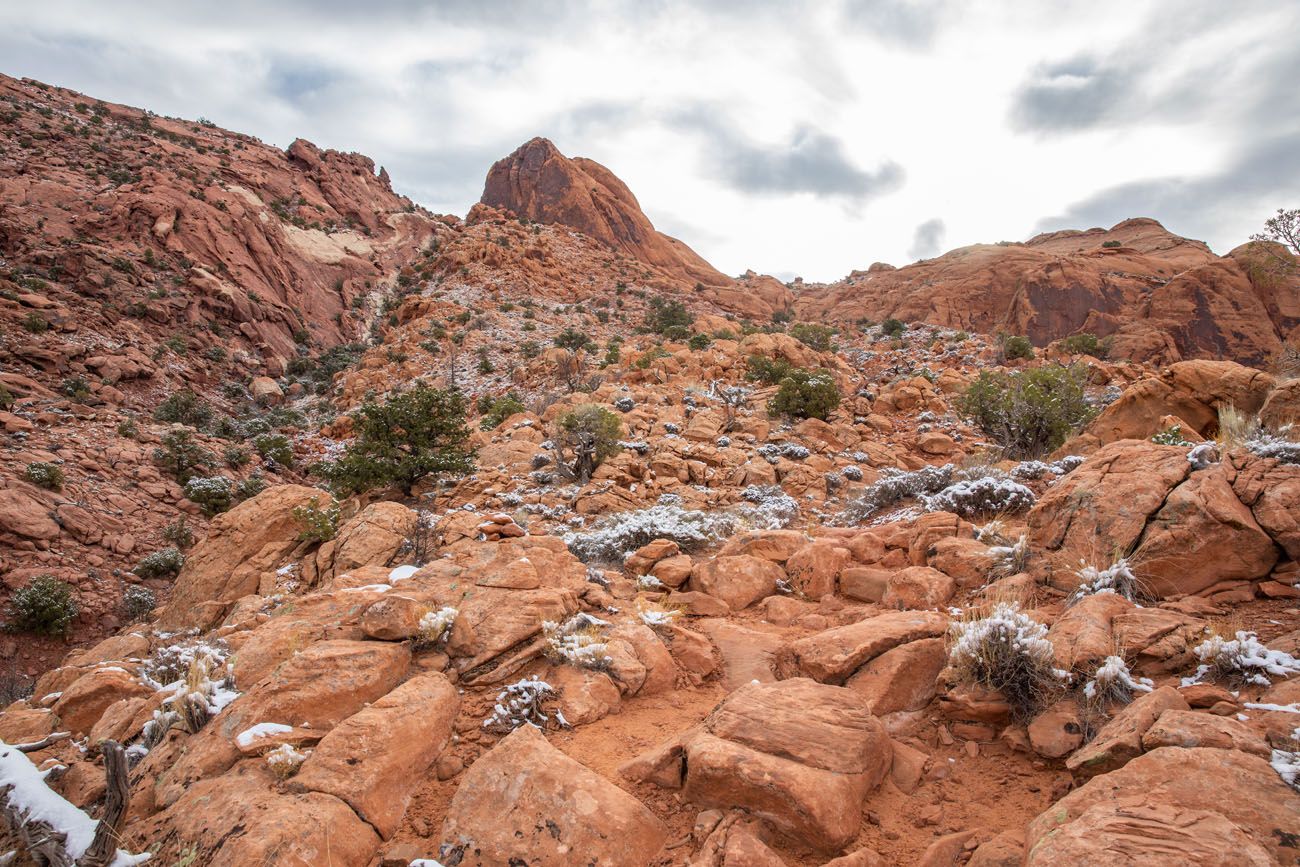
1151,425 -> 1193,446
153,428 -> 213,483
121,585 -> 156,622
162,517 -> 194,550
1102,240 -> 1122,248
61,376 -> 91,400
224,445 -> 250,468
687,333 -> 711,351
254,433 -> 294,468
554,327 -> 595,352
478,392 -> 526,431
292,497 -> 340,543
1060,332 -> 1109,358
21,312 -> 49,334
745,354 -> 793,385
183,475 -> 233,516
24,462 -> 64,491
645,296 -> 694,335
768,369 -> 841,421
234,473 -> 267,501
1002,335 -> 1035,360
317,385 -> 476,496
555,404 -> 623,483
880,318 -> 906,337
134,547 -> 184,579
789,322 -> 835,352
5,575 -> 78,636
957,364 -> 1096,459
154,389 -> 213,428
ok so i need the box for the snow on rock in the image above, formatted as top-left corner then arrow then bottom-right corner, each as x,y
235,722 -> 293,748
389,564 -> 419,583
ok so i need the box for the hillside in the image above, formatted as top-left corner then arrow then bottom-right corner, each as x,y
0,73 -> 1299,867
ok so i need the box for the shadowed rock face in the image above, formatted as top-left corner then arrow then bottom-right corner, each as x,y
795,217 -> 1300,365
482,137 -> 732,291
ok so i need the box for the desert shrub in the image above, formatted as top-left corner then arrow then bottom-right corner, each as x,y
1082,655 -> 1151,710
841,464 -> 955,522
0,385 -> 13,411
987,534 -> 1030,579
1151,425 -> 1192,446
415,606 -> 458,648
1001,334 -> 1035,360
24,461 -> 64,491
645,296 -> 694,335
745,354 -> 793,385
768,369 -> 840,421
478,392 -> 525,431
254,433 -> 294,467
1191,630 -> 1300,686
565,503 -> 739,563
162,517 -> 194,550
265,744 -> 307,779
1060,332 -> 1108,358
481,676 -> 562,732
1068,557 -> 1141,606
292,497 -> 340,543
1011,456 -> 1085,479
788,322 -> 834,351
317,384 -> 476,496
1246,427 -> 1300,465
61,376 -> 91,400
543,613 -> 612,670
880,317 -> 906,337
1101,239 -> 1122,248
183,475 -> 233,516
687,333 -> 711,351
554,404 -> 622,483
234,473 -> 267,501
948,601 -> 1062,719
121,585 -> 157,622
957,364 -> 1095,459
554,327 -> 595,352
223,445 -> 250,468
739,484 -> 799,528
924,476 -> 1036,517
5,575 -> 78,636
154,389 -> 213,428
134,547 -> 184,579
20,312 -> 48,333
153,428 -> 213,483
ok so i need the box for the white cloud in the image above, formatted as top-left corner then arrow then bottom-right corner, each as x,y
1,0 -> 1296,281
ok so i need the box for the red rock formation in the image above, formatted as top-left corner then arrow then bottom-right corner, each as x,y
796,217 -> 1300,365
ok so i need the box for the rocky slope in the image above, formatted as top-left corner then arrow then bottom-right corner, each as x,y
0,74 -> 1299,867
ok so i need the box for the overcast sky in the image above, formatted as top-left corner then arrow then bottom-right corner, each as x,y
3,1 -> 1297,281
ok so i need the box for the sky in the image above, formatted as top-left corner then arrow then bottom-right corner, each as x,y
2,1 -> 1297,282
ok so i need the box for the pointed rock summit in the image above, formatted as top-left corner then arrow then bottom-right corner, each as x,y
481,137 -> 731,289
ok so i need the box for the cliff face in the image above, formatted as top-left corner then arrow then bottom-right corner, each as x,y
795,217 -> 1300,365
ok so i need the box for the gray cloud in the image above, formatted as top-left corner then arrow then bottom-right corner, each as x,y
1036,132 -> 1300,251
908,218 -> 946,260
1010,56 -> 1134,132
841,0 -> 950,48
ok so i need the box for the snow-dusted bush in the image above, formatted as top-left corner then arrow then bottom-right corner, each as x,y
542,613 -> 612,670
1191,630 -> 1300,686
614,396 -> 635,412
1012,455 -> 1085,480
415,606 -> 458,648
183,475 -> 233,516
636,573 -> 665,591
265,743 -> 307,779
664,422 -> 680,434
142,638 -> 230,691
134,547 -> 184,579
841,465 -> 863,481
1082,655 -> 1152,709
121,585 -> 156,622
716,435 -> 732,448
987,534 -> 1029,579
739,484 -> 799,529
1068,558 -> 1141,606
1247,428 -> 1300,465
637,600 -> 682,630
564,505 -> 738,562
924,476 -> 1036,517
482,676 -> 564,732
948,601 -> 1063,718
757,442 -> 810,463
1151,425 -> 1193,446
1272,727 -> 1300,791
617,439 -> 650,455
5,575 -> 78,636
138,708 -> 180,754
23,461 -> 64,491
841,464 -> 955,523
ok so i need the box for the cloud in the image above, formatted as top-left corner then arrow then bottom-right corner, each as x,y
841,0 -> 950,48
1036,132 -> 1300,250
1010,56 -> 1134,132
908,218 -> 946,260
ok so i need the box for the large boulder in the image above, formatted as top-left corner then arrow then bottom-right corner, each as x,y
296,671 -> 459,838
440,724 -> 668,866
689,554 -> 784,611
621,678 -> 892,851
160,484 -> 328,628
775,609 -> 949,684
1027,747 -> 1300,865
1065,686 -> 1188,777
323,500 -> 418,579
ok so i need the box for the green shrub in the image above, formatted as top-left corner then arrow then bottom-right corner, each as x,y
254,433 -> 294,468
768,369 -> 841,421
24,462 -> 64,491
1102,240 -> 1122,248
234,473 -> 267,501
0,385 -> 13,411
224,445 -> 250,468
121,585 -> 156,622
1151,425 -> 1193,446
162,517 -> 194,550
134,547 -> 184,579
61,376 -> 91,400
5,575 -> 78,636
554,327 -> 595,352
152,428 -> 213,483
687,333 -> 712,351
1060,332 -> 1109,358
1002,335 -> 1035,360
745,354 -> 794,385
292,497 -> 340,543
154,389 -> 213,428
317,384 -> 476,496
880,318 -> 906,337
645,296 -> 694,335
789,322 -> 835,352
555,404 -> 623,483
21,312 -> 49,334
478,392 -> 526,431
957,364 -> 1096,458
183,475 -> 233,516
116,416 -> 138,438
